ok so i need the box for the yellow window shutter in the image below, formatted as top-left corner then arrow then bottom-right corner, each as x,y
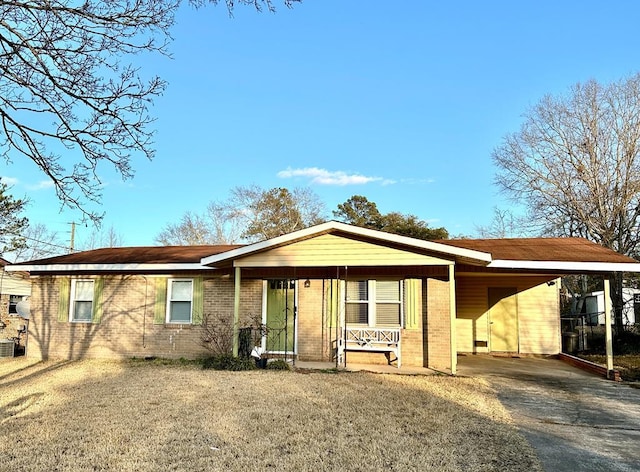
192,277 -> 204,325
91,277 -> 104,324
58,277 -> 71,322
154,278 -> 167,324
326,279 -> 340,328
404,279 -> 420,330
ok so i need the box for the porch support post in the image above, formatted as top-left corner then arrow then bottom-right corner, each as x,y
449,264 -> 457,375
603,275 -> 614,377
232,266 -> 241,358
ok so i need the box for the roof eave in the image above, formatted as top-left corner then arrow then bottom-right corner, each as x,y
5,263 -> 216,273
488,260 -> 640,273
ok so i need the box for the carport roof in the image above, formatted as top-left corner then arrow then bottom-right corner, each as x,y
441,237 -> 640,273
440,237 -> 634,263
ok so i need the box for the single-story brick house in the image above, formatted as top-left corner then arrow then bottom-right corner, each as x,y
7,221 -> 640,373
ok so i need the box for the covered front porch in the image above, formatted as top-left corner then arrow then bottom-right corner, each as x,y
200,222 -> 480,373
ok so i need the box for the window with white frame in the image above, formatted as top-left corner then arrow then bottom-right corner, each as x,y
166,279 -> 193,323
70,280 -> 94,322
345,280 -> 402,326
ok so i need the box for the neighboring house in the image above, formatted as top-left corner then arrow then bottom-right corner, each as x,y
0,258 -> 32,356
6,221 -> 640,373
0,257 -> 32,316
581,288 -> 639,326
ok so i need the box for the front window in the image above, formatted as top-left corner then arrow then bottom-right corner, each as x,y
345,280 -> 368,324
345,280 -> 402,326
70,280 -> 94,322
167,279 -> 193,323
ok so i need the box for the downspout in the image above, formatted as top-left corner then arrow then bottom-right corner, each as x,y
449,264 -> 457,375
603,276 -> 614,378
141,275 -> 148,349
232,266 -> 241,357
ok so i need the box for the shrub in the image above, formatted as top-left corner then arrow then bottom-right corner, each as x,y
200,314 -> 234,356
265,359 -> 291,371
201,354 -> 256,371
200,313 -> 267,357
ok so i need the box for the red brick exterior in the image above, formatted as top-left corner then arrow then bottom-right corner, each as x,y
27,274 -> 453,370
26,275 -> 262,360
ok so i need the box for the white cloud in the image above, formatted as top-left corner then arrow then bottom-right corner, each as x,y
0,176 -> 19,186
399,177 -> 436,185
278,167 -> 389,186
25,180 -> 54,191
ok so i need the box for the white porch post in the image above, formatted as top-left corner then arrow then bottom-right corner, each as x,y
449,264 -> 457,375
232,266 -> 241,357
603,276 -> 614,377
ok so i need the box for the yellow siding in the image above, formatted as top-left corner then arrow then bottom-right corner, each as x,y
235,234 -> 452,267
1,272 -> 32,296
455,275 -> 560,355
517,282 -> 561,354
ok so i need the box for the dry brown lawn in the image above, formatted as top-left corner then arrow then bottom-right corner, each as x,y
0,358 -> 541,471
578,353 -> 640,381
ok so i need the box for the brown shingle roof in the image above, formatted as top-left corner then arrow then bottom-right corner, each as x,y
16,245 -> 244,265
438,238 -> 637,264
10,236 -> 638,268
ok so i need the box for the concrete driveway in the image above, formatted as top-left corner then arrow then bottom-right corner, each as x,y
457,355 -> 640,472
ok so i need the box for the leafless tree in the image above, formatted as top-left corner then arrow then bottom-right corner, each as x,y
79,224 -> 125,250
155,212 -> 215,246
0,0 -> 299,223
493,73 -> 640,329
155,185 -> 326,245
7,222 -> 67,262
474,207 -> 527,239
205,201 -> 244,244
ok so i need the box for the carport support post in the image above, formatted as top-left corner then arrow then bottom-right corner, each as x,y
603,276 -> 614,377
449,264 -> 457,375
232,266 -> 241,358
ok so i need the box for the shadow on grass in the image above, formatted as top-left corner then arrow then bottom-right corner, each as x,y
0,359 -> 73,389
0,361 -> 545,472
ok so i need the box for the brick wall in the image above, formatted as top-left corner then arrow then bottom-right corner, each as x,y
424,277 -> 452,371
27,275 -> 263,360
27,273 -> 454,369
296,279 -> 326,361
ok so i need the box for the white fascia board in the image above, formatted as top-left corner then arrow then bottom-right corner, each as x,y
4,263 -> 214,272
201,221 -> 492,266
488,260 -> 640,273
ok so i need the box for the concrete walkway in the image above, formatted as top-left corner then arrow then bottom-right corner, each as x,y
457,355 -> 640,472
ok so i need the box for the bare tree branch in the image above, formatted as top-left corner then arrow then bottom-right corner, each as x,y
493,73 -> 640,328
0,0 -> 299,222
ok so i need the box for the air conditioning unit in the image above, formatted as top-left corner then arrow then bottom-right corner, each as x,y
0,339 -> 15,358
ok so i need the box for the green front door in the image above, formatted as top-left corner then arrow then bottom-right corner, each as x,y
264,280 -> 296,353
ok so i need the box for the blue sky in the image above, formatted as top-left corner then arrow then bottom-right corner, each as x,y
4,0 -> 640,248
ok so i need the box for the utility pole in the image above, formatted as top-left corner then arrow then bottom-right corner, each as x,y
69,222 -> 76,253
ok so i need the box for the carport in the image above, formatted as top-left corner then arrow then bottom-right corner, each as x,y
440,237 -> 640,379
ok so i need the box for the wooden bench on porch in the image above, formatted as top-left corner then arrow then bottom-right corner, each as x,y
341,327 -> 401,368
